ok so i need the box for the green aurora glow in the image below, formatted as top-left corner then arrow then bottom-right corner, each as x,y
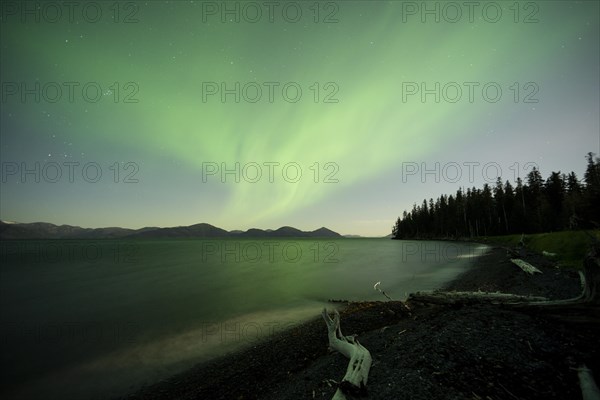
1,1 -> 598,235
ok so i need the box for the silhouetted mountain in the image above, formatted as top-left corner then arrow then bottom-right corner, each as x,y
310,227 -> 342,237
272,226 -> 305,237
0,221 -> 343,239
128,223 -> 229,238
0,221 -> 135,239
79,227 -> 139,239
234,228 -> 271,237
232,226 -> 342,238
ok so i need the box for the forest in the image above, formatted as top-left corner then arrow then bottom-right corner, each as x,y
392,153 -> 600,239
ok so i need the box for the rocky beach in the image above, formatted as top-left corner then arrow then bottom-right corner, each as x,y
123,245 -> 599,400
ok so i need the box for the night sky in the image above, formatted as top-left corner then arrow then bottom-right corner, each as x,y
1,1 -> 598,236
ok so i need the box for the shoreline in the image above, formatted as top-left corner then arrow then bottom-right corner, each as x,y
122,245 -> 597,400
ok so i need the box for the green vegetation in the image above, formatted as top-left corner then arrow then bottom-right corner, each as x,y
393,153 -> 600,239
478,230 -> 600,269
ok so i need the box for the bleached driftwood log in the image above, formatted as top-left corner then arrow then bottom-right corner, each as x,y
510,258 -> 542,274
580,250 -> 599,304
577,365 -> 600,400
322,308 -> 371,399
408,291 -> 548,305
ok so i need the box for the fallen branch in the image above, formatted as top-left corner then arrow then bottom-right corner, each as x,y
322,308 -> 372,399
373,281 -> 393,301
510,258 -> 542,275
374,281 -> 411,312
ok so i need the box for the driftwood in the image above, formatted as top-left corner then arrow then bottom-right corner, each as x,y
504,251 -> 600,329
322,242 -> 599,399
373,281 -> 393,301
374,281 -> 411,312
577,365 -> 600,400
410,246 -> 599,308
406,247 -> 600,337
580,250 -> 599,304
405,247 -> 600,335
407,245 -> 600,399
322,308 -> 372,399
408,248 -> 600,397
408,291 -> 548,305
510,258 -> 542,275
512,250 -> 599,309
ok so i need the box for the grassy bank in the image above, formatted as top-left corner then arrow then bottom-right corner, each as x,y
477,230 -> 599,269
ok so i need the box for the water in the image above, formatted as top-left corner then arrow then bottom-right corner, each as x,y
0,238 -> 488,399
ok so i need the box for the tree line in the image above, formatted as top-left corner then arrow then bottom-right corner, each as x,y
392,153 -> 600,239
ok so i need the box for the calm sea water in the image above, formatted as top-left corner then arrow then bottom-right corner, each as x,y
0,238 -> 488,399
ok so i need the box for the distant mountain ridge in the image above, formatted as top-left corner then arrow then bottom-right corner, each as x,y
0,221 -> 342,240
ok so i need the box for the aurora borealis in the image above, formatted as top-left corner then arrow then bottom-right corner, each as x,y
1,1 -> 598,236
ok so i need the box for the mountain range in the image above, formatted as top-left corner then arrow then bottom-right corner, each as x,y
0,221 -> 342,240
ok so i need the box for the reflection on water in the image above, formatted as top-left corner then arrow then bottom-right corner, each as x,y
0,239 -> 487,399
